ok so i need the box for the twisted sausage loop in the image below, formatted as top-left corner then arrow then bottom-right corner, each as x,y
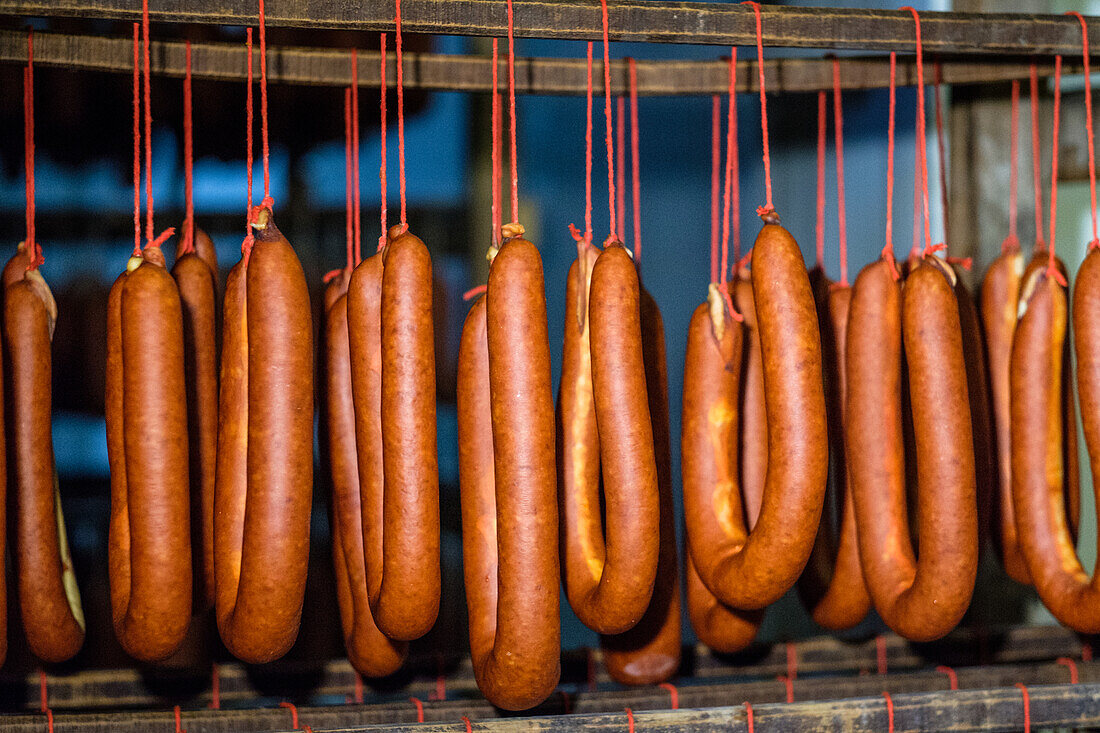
458,236 -> 560,711
214,207 -> 313,663
325,273 -> 406,677
106,245 -> 192,662
847,257 -> 977,641
687,224 -> 829,611
558,242 -> 659,635
6,258 -> 84,663
346,225 -> 440,643
682,287 -> 763,652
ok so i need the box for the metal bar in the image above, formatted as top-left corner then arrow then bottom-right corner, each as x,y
0,29 -> 1084,95
2,0 -> 1100,55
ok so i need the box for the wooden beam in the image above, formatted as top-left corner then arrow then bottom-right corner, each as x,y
0,29 -> 1085,96
2,0 -> 1100,55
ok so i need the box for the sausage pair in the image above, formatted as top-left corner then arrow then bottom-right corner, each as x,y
5,245 -> 85,663
214,207 -> 313,663
458,233 -> 560,711
346,225 -> 439,643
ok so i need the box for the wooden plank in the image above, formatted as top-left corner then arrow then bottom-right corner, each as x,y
0,29 -> 1087,96
2,0 -> 1100,55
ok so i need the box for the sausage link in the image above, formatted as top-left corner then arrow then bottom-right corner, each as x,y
600,285 -> 681,685
172,252 -> 218,612
214,208 -> 313,663
6,268 -> 84,662
797,282 -> 871,630
848,257 -> 977,641
734,273 -> 766,527
1008,252 -> 1100,631
686,546 -> 762,654
458,237 -> 559,711
690,224 -> 828,610
106,247 -> 192,661
325,274 -> 406,677
559,243 -> 659,635
178,223 -> 220,292
979,248 -> 1030,583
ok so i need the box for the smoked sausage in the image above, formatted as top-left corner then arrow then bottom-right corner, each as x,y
458,235 -> 559,711
214,206 -> 313,663
734,273 -> 766,526
106,245 -> 192,661
847,256 -> 977,641
6,262 -> 84,662
688,224 -> 828,610
558,241 -> 659,635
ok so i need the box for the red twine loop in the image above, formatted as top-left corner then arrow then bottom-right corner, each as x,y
395,0 -> 408,228
933,62 -> 949,244
278,701 -> 299,730
883,52 -> 900,280
900,7 -> 935,259
351,48 -> 361,266
1048,55 -> 1063,283
628,58 -> 641,264
409,697 -> 425,723
786,642 -> 798,682
242,28 -> 255,256
379,32 -> 388,251
210,664 -> 221,709
462,715 -> 473,733
353,672 -> 364,704
344,86 -> 354,272
1068,11 -> 1099,250
173,705 -> 186,733
711,95 -> 721,283
39,671 -> 53,733
1030,64 -> 1046,252
616,96 -> 626,243
744,701 -> 755,733
258,0 -> 270,202
716,50 -> 743,325
883,691 -> 895,733
776,674 -> 794,703
625,708 -> 635,733
935,665 -> 959,690
1057,656 -> 1080,684
571,42 -> 595,248
506,0 -> 519,223
182,40 -> 194,255
832,58 -> 849,286
1004,79 -> 1020,253
491,38 -> 502,244
23,28 -> 40,270
598,0 -> 617,239
815,89 -> 826,270
740,1 -> 774,220
131,24 -> 141,257
875,635 -> 888,675
658,682 -> 679,710
1083,643 -> 1093,662
1015,682 -> 1031,733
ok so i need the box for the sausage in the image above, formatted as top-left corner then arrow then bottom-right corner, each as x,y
734,273 -> 766,527
171,250 -> 218,612
979,247 -> 1030,583
105,245 -> 192,661
325,273 -> 406,677
1008,253 -> 1100,632
847,256 -> 977,641
458,236 -> 559,711
347,225 -> 440,643
797,281 -> 871,630
182,223 -> 220,291
214,206 -> 313,663
600,284 -> 680,685
6,265 -> 84,662
689,224 -> 828,610
558,242 -> 659,635
686,547 -> 762,654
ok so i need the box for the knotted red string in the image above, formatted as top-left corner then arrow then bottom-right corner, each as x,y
599,0 -> 617,241
625,708 -> 635,733
744,701 -> 755,732
883,691 -> 895,733
258,0 -> 270,202
408,697 -> 425,723
883,52 -> 899,279
344,86 -> 354,273
711,95 -> 721,283
833,59 -> 849,286
132,24 -> 141,257
506,0 -> 519,224
142,0 -> 154,245
815,90 -> 826,270
570,42 -> 595,251
741,1 -> 774,221
1015,682 -> 1031,732
936,665 -> 959,690
933,62 -> 949,244
1057,656 -> 1080,684
628,58 -> 641,263
616,96 -> 626,243
351,48 -> 361,265
1030,64 -> 1046,252
491,38 -> 502,243
718,50 -> 741,323
24,28 -> 40,269
395,0 -> 408,231
278,701 -> 299,730
1048,56 -> 1067,286
182,40 -> 194,254
658,682 -> 679,710
242,28 -> 254,257
911,101 -> 922,260
1004,79 -> 1020,252
379,32 -> 388,251
901,7 -> 936,259
1069,11 -> 1099,250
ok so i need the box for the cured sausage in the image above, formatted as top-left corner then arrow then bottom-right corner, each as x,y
558,242 -> 659,635
979,246 -> 1030,582
1009,253 -> 1100,631
458,235 -> 559,711
180,223 -> 220,292
214,206 -> 313,663
325,272 -> 406,677
106,245 -> 192,661
688,224 -> 828,610
681,285 -> 764,652
848,256 -> 977,641
347,225 -> 439,643
734,273 -> 766,526
6,263 -> 84,662
171,247 -> 218,612
797,281 -> 871,630
600,284 -> 680,684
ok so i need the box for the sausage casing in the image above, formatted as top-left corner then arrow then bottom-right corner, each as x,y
734,273 -> 766,527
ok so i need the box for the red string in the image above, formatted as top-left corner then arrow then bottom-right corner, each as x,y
815,90 -> 826,270
625,708 -> 635,733
506,0 -> 519,223
658,682 -> 679,710
585,43 -> 593,243
23,29 -> 39,269
883,692 -> 895,733
1056,657 -> 1080,684
833,58 -> 849,286
345,87 -> 354,273
883,52 -> 899,278
39,670 -> 48,712
598,0 -> 617,240
174,705 -> 185,733
616,95 -> 626,243
935,665 -> 959,690
491,38 -> 501,244
351,48 -> 361,265
409,697 -> 425,723
786,642 -> 798,682
462,715 -> 473,733
1015,682 -> 1031,733
628,58 -> 641,264
1068,12 -> 1099,249
1005,79 -> 1020,252
258,0 -> 270,201
278,701 -> 299,729
131,24 -> 141,257
776,674 -> 794,703
933,62 -> 949,244
876,635 -> 888,675
353,673 -> 364,704
246,28 -> 254,228
1030,64 -> 1045,252
711,95 -> 720,283
379,32 -> 387,250
901,7 -> 935,258
1083,643 -> 1093,662
741,1 -> 774,219
1048,56 -> 1067,287
394,0 -> 407,230
744,702 -> 755,733
717,50 -> 741,323
182,40 -> 194,255
210,664 -> 221,709
431,674 -> 446,701
911,100 -> 922,260
142,0 -> 153,245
